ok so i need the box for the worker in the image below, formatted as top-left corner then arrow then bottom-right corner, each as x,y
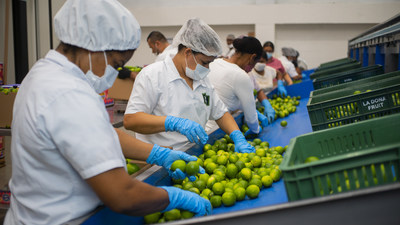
293,50 -> 308,78
207,36 -> 274,136
4,1 -> 210,224
124,18 -> 255,154
147,31 -> 178,62
224,34 -> 236,58
248,51 -> 277,94
279,47 -> 300,80
263,41 -> 293,96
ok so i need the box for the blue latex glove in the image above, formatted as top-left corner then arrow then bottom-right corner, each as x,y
146,144 -> 205,182
244,126 -> 262,137
261,99 -> 275,123
165,116 -> 208,145
257,111 -> 269,127
230,130 -> 255,153
160,186 -> 212,216
277,80 -> 287,97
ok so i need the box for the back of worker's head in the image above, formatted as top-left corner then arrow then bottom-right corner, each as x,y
54,0 -> 141,52
172,18 -> 223,57
147,31 -> 168,43
233,36 -> 263,60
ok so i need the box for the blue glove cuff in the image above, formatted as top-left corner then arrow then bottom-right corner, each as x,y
160,186 -> 177,212
146,144 -> 169,166
277,80 -> 284,86
165,115 -> 177,132
230,130 -> 245,143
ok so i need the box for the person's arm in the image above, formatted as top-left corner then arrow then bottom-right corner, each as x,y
115,128 -> 152,160
124,112 -> 167,134
257,89 -> 268,102
215,112 -> 240,135
283,72 -> 294,85
87,168 -> 169,215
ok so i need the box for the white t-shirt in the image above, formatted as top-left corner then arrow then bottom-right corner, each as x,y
125,56 -> 227,150
248,66 -> 276,93
207,58 -> 259,133
279,56 -> 298,78
155,45 -> 178,62
5,50 -> 126,225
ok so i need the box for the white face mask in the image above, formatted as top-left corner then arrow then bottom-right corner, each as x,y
86,52 -> 118,94
254,62 -> 266,72
185,52 -> 210,81
228,44 -> 233,49
266,52 -> 273,59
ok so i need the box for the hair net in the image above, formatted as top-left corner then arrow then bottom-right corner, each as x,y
54,0 -> 141,51
172,18 -> 223,57
281,47 -> 297,57
227,34 -> 235,40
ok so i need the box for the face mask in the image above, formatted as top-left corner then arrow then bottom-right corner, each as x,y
185,52 -> 210,81
266,52 -> 273,59
254,62 -> 266,72
86,52 -> 118,94
228,44 -> 233,49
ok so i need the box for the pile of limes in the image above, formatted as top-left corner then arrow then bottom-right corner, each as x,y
257,95 -> 300,120
144,136 -> 288,224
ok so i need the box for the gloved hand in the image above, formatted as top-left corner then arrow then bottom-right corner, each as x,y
244,126 -> 262,137
277,80 -> 287,97
165,116 -> 208,145
146,144 -> 205,182
257,111 -> 269,127
230,130 -> 255,153
160,186 -> 212,216
261,99 -> 275,123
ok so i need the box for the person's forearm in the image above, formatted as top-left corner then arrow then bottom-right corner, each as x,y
215,112 -> 240,135
115,128 -> 152,161
276,70 -> 283,80
124,112 -> 167,134
283,73 -> 293,85
257,89 -> 268,102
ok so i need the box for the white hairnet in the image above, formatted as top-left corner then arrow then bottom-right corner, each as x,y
172,18 -> 223,57
54,0 -> 141,51
281,47 -> 297,57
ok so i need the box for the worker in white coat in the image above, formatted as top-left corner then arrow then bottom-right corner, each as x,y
124,18 -> 255,154
279,47 -> 299,79
207,36 -> 275,136
147,31 -> 178,62
5,1 -> 210,224
249,51 -> 277,94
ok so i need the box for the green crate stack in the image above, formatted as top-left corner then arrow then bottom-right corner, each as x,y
310,62 -> 361,80
312,65 -> 384,90
280,114 -> 400,201
311,70 -> 400,97
307,75 -> 400,131
316,58 -> 357,71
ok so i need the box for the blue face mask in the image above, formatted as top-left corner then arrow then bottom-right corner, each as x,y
185,52 -> 210,81
266,52 -> 273,59
85,52 -> 118,93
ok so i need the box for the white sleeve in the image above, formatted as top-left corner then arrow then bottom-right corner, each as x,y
248,72 -> 260,92
287,62 -> 298,77
209,90 -> 228,120
233,72 -> 260,133
125,69 -> 159,114
40,90 -> 125,179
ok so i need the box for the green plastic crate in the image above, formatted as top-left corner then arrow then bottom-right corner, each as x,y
312,65 -> 384,90
310,62 -> 361,80
307,75 -> 400,131
311,70 -> 400,97
280,114 -> 400,201
317,58 -> 357,71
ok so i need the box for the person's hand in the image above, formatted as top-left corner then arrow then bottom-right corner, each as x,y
244,126 -> 262,137
261,99 -> 275,123
277,80 -> 287,97
160,186 -> 212,216
165,116 -> 208,145
257,111 -> 269,127
146,145 -> 205,182
230,130 -> 255,153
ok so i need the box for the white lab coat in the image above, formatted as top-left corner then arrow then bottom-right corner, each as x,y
279,56 -> 298,78
125,55 -> 227,150
155,45 -> 178,62
248,66 -> 277,93
207,58 -> 259,133
5,50 -> 126,225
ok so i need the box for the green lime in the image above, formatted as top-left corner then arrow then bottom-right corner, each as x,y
210,195 -> 222,208
222,192 -> 236,207
212,182 -> 225,195
164,209 -> 181,221
144,212 -> 162,224
205,162 -> 218,174
305,156 -> 320,164
181,210 -> 194,219
240,168 -> 252,181
226,164 -> 239,179
280,120 -> 288,127
171,160 -> 186,172
249,178 -> 263,189
127,163 -> 140,175
261,175 -> 273,188
186,161 -> 200,176
233,187 -> 246,201
246,184 -> 260,199
193,179 -> 206,191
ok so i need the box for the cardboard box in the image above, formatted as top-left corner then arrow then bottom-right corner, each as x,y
0,91 -> 16,128
108,78 -> 134,100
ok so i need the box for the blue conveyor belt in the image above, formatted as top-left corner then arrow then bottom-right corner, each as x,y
82,80 -> 314,225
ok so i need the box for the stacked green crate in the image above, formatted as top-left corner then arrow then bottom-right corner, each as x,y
280,114 -> 400,201
312,65 -> 384,90
307,75 -> 400,131
317,58 -> 357,71
310,62 -> 362,79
